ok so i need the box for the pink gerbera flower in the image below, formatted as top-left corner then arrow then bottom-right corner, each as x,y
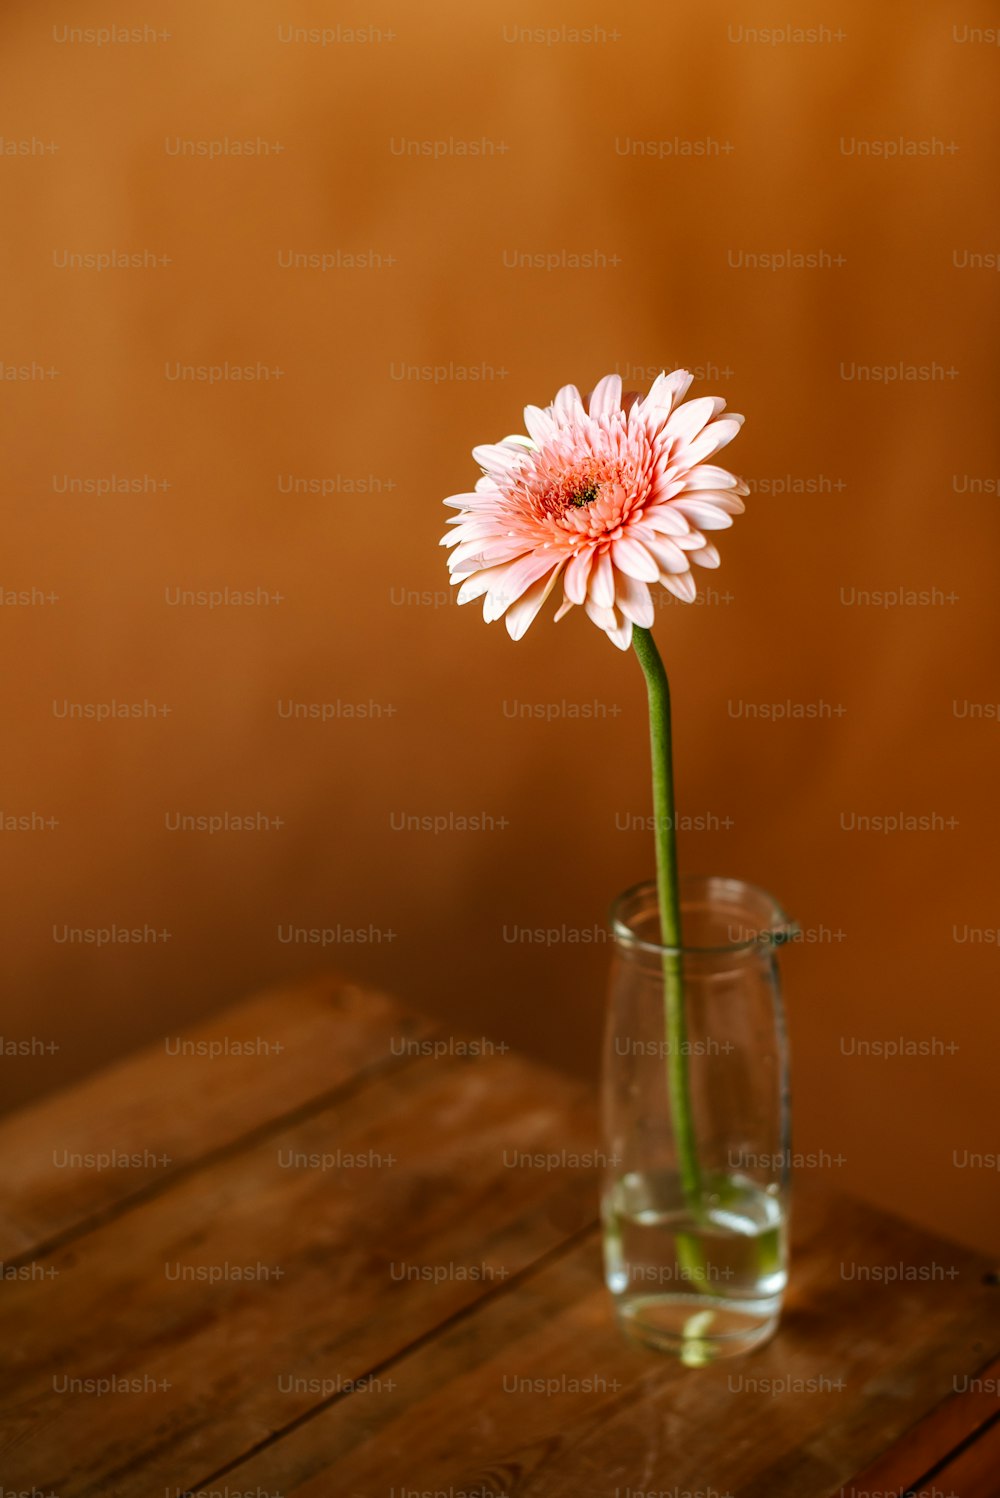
440,370 -> 748,649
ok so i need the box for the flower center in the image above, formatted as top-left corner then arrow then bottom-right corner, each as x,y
567,482 -> 599,508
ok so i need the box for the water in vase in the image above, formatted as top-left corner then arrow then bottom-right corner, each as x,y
603,1168 -> 787,1362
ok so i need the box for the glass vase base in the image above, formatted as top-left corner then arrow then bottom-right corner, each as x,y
615,1294 -> 780,1363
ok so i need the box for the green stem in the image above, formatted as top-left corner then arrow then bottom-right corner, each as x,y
631,626 -> 702,1211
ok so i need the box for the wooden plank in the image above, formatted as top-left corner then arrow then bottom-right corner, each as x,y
0,976 -> 434,1260
0,1045 -> 600,1497
3,977 -> 997,1498
836,1353 -> 1000,1496
914,1413 -> 1000,1498
188,1188 -> 1000,1498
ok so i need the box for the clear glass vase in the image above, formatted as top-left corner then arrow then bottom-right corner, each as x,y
601,875 -> 795,1363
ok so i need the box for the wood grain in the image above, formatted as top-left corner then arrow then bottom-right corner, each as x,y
1,976 -> 997,1498
916,1413 -> 1000,1498
0,1035 -> 599,1495
0,975 -> 433,1260
178,1189 -> 1000,1498
836,1352 -> 1000,1497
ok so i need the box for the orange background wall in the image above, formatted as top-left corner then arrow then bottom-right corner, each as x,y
2,0 -> 998,1253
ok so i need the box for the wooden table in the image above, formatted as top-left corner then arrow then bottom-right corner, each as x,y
1,976 -> 998,1497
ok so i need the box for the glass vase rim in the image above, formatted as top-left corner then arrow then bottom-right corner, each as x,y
609,874 -> 797,959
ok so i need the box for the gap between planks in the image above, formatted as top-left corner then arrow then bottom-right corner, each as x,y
177,1218 -> 601,1498
2,1040 -> 439,1273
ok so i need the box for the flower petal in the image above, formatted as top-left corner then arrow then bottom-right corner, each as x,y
483,553 -> 558,621
678,415 -> 744,467
584,597 -> 616,628
612,535 -> 660,583
448,537 -> 532,572
455,564 -> 512,605
589,549 -> 615,609
585,597 -> 632,650
680,489 -> 746,516
605,611 -> 634,650
662,396 -> 726,448
588,373 -> 623,419
523,404 -> 557,445
661,571 -> 698,603
615,573 -> 655,627
551,383 -> 586,425
505,566 -> 563,640
670,497 -> 739,530
564,548 -> 594,604
682,464 -> 746,492
639,368 -> 694,423
442,490 -> 497,511
472,440 -> 533,480
690,544 -> 721,569
637,506 -> 692,537
641,534 -> 691,574
442,516 -> 511,544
